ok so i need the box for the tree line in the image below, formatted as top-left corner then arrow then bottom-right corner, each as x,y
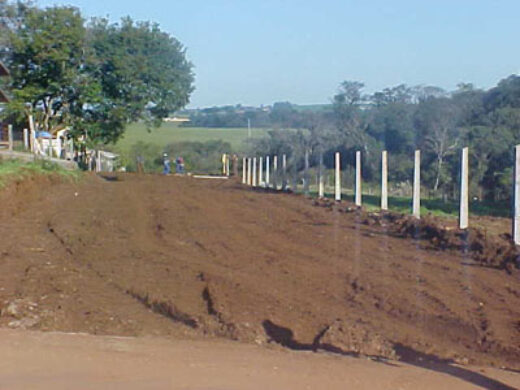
250,78 -> 520,202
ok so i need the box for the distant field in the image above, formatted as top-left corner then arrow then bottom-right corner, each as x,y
114,123 -> 269,154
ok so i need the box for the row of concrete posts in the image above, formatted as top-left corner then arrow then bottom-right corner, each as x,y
243,146 -> 520,245
242,154 -> 289,190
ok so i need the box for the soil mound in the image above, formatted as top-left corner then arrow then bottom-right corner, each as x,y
1,174 -> 519,371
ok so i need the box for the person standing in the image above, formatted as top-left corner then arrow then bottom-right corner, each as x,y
163,153 -> 171,175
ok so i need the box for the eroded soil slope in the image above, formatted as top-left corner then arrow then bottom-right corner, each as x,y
1,173 -> 519,370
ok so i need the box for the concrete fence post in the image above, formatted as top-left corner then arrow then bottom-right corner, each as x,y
459,147 -> 469,229
226,155 -> 230,177
381,150 -> 388,211
513,145 -> 520,245
259,157 -> 264,186
97,150 -> 102,172
30,130 -> 36,153
23,128 -> 29,150
355,151 -> 362,207
247,158 -> 252,186
28,115 -> 35,152
252,157 -> 257,187
242,157 -> 247,184
273,155 -> 278,190
266,156 -> 270,188
282,154 -> 287,191
335,152 -> 341,201
304,149 -> 310,195
319,153 -> 325,199
7,124 -> 13,151
412,150 -> 421,219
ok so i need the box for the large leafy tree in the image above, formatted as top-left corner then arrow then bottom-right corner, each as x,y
5,5 -> 89,132
2,3 -> 194,145
84,17 -> 194,143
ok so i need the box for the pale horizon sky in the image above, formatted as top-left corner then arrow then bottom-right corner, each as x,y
38,0 -> 520,108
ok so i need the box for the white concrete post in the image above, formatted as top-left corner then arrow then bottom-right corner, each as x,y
28,114 -> 35,152
335,152 -> 341,201
282,154 -> 287,191
226,155 -> 230,176
242,157 -> 247,184
412,150 -> 421,219
381,150 -> 388,211
355,151 -> 362,207
514,145 -> 520,245
30,130 -> 36,153
259,156 -> 264,186
319,153 -> 325,199
7,124 -> 13,151
23,129 -> 29,150
96,150 -> 102,172
304,149 -> 310,195
459,147 -> 469,229
247,158 -> 252,186
252,157 -> 257,187
265,156 -> 270,188
273,155 -> 278,190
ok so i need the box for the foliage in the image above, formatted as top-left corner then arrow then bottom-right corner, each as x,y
250,75 -> 520,203
1,2 -> 194,146
120,139 -> 232,174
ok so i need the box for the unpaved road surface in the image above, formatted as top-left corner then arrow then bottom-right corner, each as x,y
1,329 -> 519,390
0,173 -> 520,388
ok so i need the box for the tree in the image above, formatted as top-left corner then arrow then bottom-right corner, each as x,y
4,5 -> 90,133
85,17 -> 194,143
414,97 -> 462,192
332,80 -> 367,147
1,4 -> 194,145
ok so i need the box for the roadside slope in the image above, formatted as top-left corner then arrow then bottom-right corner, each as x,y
0,173 -> 519,374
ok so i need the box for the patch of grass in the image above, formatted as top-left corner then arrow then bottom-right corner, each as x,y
301,186 -> 510,218
0,159 -> 80,188
114,123 -> 269,155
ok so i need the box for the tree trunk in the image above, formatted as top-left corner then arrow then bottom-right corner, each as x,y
433,155 -> 443,192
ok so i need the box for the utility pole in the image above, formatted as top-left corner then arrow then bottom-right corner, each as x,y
247,118 -> 251,138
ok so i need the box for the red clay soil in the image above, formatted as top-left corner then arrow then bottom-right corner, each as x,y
1,174 -> 520,380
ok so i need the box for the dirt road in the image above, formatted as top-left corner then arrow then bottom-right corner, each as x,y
1,329 -> 519,390
0,173 -> 519,388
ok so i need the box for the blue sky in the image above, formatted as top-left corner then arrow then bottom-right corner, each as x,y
38,0 -> 520,108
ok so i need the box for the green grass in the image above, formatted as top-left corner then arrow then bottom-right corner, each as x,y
114,123 -> 269,154
301,186 -> 510,218
0,159 -> 80,188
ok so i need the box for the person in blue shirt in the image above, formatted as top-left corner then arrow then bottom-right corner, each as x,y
163,153 -> 171,175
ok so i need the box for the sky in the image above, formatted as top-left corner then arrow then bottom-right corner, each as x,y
37,0 -> 520,108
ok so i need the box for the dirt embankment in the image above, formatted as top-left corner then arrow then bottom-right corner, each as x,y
312,198 -> 520,274
0,173 -> 519,376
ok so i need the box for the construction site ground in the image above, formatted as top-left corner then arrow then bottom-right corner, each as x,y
1,173 -> 519,389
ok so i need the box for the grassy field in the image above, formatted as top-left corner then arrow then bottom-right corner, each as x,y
114,123 -> 269,154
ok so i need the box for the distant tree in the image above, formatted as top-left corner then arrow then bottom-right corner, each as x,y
332,80 -> 367,147
270,102 -> 298,128
414,97 -> 462,191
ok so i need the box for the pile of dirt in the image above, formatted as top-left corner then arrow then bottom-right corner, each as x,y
1,173 -> 520,371
313,198 -> 520,274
